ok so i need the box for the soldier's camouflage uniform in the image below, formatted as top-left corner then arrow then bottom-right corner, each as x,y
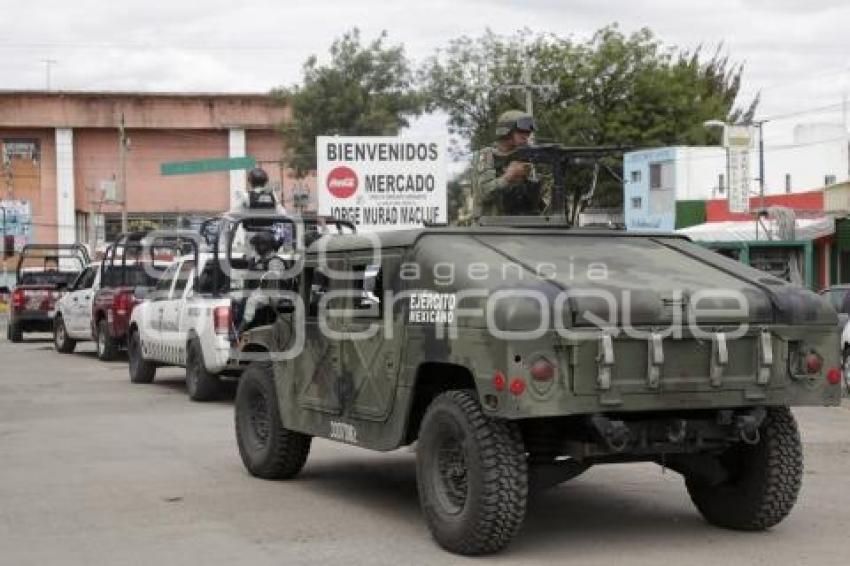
471,146 -> 546,217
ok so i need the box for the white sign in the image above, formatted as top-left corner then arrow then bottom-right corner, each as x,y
316,136 -> 447,232
724,125 -> 754,214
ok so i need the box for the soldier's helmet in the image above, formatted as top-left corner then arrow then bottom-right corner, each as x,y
247,167 -> 269,189
495,110 -> 535,139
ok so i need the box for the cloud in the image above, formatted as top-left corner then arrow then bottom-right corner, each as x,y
0,0 -> 847,144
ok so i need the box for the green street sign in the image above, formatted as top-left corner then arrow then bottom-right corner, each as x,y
160,156 -> 256,176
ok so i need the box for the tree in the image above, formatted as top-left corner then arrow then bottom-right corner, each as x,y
422,25 -> 757,211
277,29 -> 426,176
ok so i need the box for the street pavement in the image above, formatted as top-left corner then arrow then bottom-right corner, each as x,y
1,325 -> 849,565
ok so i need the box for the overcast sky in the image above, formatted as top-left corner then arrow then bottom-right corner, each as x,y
1,0 -> 848,147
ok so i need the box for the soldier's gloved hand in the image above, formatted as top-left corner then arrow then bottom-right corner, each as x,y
503,161 -> 531,183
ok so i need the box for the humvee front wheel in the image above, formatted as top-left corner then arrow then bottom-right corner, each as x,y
235,362 -> 311,479
416,390 -> 528,556
686,406 -> 803,531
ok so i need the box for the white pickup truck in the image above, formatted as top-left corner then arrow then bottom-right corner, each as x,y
128,252 -> 239,401
53,262 -> 100,353
127,212 -> 355,401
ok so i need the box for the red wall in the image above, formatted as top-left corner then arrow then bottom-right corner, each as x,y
706,191 -> 824,222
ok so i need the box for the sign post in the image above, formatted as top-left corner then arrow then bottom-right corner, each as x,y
316,137 -> 447,232
724,125 -> 754,214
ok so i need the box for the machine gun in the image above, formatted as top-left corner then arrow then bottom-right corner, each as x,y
490,143 -> 626,224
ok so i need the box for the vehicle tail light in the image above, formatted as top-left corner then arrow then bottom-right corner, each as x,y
493,371 -> 506,392
805,352 -> 822,374
530,358 -> 556,381
11,289 -> 25,310
114,291 -> 134,316
509,377 -> 526,396
826,367 -> 842,386
213,306 -> 231,336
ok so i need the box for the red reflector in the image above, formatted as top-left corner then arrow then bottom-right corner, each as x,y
826,367 -> 842,386
530,358 -> 555,381
493,371 -> 506,392
213,306 -> 231,335
11,289 -> 25,309
805,353 -> 822,374
509,377 -> 526,396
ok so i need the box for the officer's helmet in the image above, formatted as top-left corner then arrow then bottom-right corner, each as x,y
247,167 -> 269,188
495,110 -> 535,139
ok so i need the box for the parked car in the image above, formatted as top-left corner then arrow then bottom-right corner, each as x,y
7,244 -> 89,342
91,232 -> 175,360
53,262 -> 100,353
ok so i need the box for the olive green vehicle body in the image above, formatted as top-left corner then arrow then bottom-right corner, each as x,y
243,226 -> 842,451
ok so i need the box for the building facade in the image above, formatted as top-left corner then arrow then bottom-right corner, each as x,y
0,90 -> 317,285
624,123 -> 850,232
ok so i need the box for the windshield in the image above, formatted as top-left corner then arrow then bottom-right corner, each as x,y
102,264 -> 167,288
18,271 -> 79,287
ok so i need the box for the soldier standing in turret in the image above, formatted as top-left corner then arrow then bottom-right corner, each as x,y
471,110 -> 544,218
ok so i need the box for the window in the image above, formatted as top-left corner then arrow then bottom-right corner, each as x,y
630,170 -> 641,183
155,264 -> 178,293
78,267 -> 97,290
173,261 -> 195,295
631,197 -> 642,209
2,139 -> 40,165
351,264 -> 383,317
649,163 -> 662,189
718,174 -> 725,195
649,161 -> 674,191
825,175 -> 837,186
785,174 -> 792,193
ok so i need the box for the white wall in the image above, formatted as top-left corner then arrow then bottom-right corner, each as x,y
624,122 -> 850,205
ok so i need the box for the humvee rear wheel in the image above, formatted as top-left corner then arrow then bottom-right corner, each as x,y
128,329 -> 155,384
686,406 -> 802,531
235,362 -> 312,479
416,390 -> 528,556
53,315 -> 76,354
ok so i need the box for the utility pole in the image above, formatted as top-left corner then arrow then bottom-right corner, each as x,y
118,113 -> 128,233
497,51 -> 556,142
757,120 -> 767,212
41,59 -> 57,90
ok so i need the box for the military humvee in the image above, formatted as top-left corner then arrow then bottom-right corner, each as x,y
233,146 -> 843,556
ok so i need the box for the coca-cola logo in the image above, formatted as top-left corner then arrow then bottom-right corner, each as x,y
326,166 -> 358,199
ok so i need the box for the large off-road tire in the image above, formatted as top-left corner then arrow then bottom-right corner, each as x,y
8,322 -> 23,343
96,319 -> 118,361
185,338 -> 221,402
128,329 -> 156,384
53,315 -> 76,354
235,362 -> 312,479
416,390 -> 528,556
686,406 -> 803,531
